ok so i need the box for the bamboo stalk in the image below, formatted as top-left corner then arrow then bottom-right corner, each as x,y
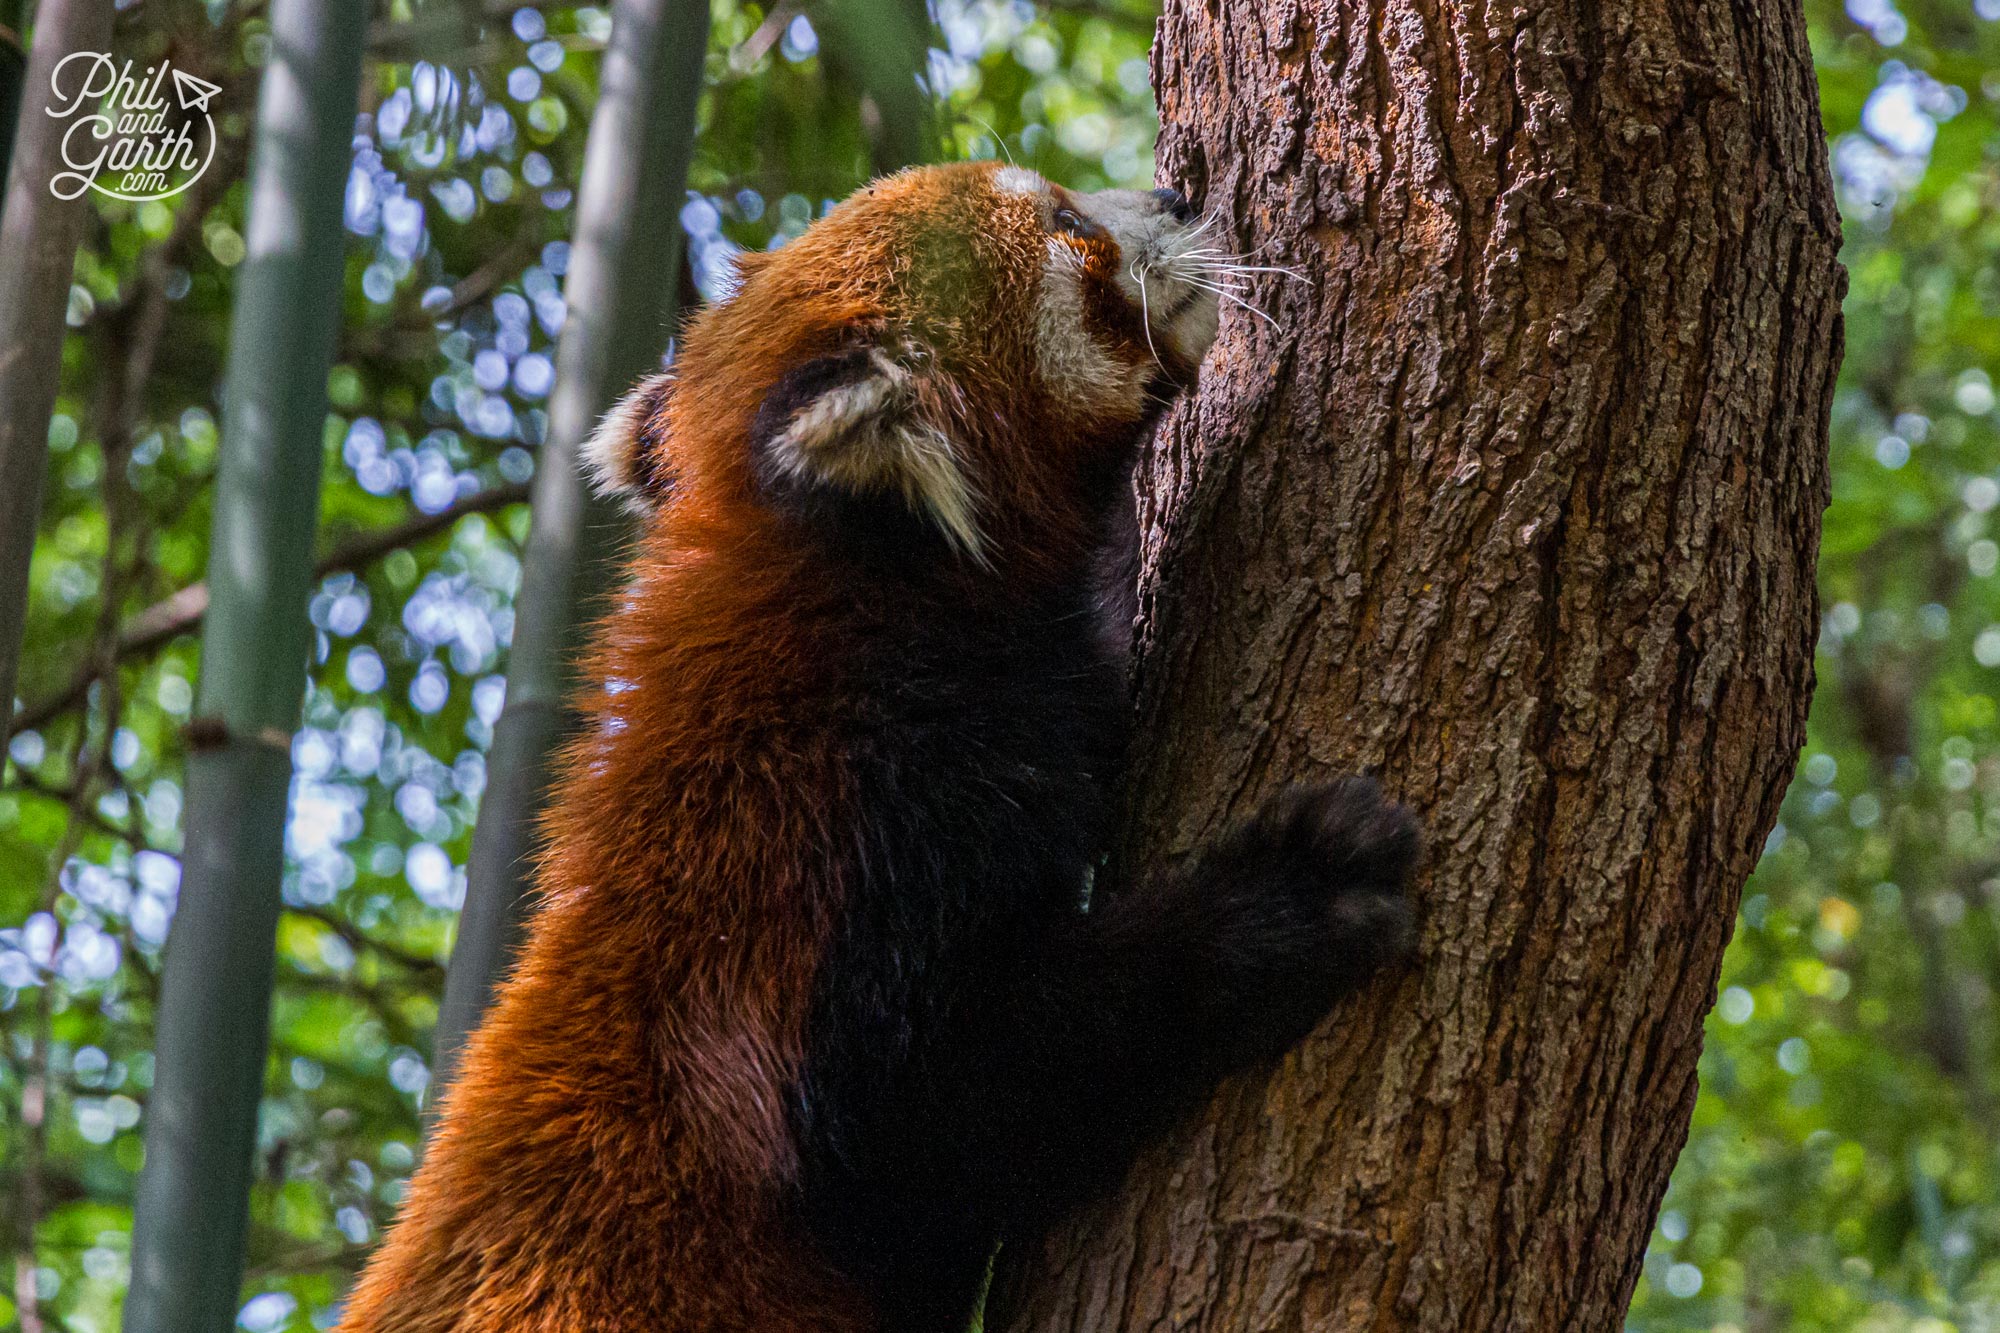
0,0 -> 114,739
0,0 -> 32,206
429,0 -> 712,1092
120,0 -> 364,1327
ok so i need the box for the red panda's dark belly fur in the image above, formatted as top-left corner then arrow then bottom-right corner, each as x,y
786,566 -> 1130,1328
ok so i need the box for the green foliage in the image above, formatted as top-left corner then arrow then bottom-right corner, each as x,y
1628,3 -> 2000,1330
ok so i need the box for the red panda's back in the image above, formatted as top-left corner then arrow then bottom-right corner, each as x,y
337,537 -> 879,1333
334,909 -> 871,1333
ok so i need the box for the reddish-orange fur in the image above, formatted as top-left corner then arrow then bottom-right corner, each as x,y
337,537 -> 877,1330
337,165 -> 1137,1333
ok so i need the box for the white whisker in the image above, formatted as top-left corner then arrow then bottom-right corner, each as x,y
1178,276 -> 1253,297
1208,262 -> 1309,282
1172,264 -> 1250,286
1215,287 -> 1279,329
969,115 -> 1016,166
1131,261 -> 1164,368
1148,210 -> 1300,337
1170,268 -> 1248,288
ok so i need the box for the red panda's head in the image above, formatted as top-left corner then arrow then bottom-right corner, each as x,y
584,162 -> 1226,568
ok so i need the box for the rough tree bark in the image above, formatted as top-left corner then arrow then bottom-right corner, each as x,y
992,2 -> 1842,1330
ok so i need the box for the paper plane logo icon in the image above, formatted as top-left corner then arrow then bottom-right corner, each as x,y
171,67 -> 221,112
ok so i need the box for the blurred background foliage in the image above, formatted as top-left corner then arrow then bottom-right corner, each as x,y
0,0 -> 1992,1329
1629,2 -> 2000,1329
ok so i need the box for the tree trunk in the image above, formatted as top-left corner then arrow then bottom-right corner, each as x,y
992,2 -> 1842,1330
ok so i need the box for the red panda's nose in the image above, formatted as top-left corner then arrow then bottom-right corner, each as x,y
1151,188 -> 1195,224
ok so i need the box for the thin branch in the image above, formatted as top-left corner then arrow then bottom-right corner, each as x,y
280,973 -> 431,1052
5,114 -> 242,746
241,1237 -> 371,1282
430,223 -> 544,323
0,779 -> 440,984
9,481 -> 530,737
1838,529 -> 1999,1136
284,904 -> 447,980
729,1 -> 799,71
342,220 -> 543,361
6,770 -> 138,846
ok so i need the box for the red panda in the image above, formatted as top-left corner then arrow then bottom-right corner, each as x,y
336,161 -> 1418,1333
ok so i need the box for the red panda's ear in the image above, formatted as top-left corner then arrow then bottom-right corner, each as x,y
751,344 -> 983,560
581,373 -> 676,514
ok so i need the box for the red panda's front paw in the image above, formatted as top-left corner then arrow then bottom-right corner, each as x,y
1176,777 -> 1421,1071
1245,776 -> 1421,966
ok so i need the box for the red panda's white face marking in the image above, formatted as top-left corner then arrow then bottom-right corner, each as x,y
586,163 -> 1235,567
1009,171 -> 1223,403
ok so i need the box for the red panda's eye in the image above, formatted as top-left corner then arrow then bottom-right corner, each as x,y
1052,207 -> 1092,238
